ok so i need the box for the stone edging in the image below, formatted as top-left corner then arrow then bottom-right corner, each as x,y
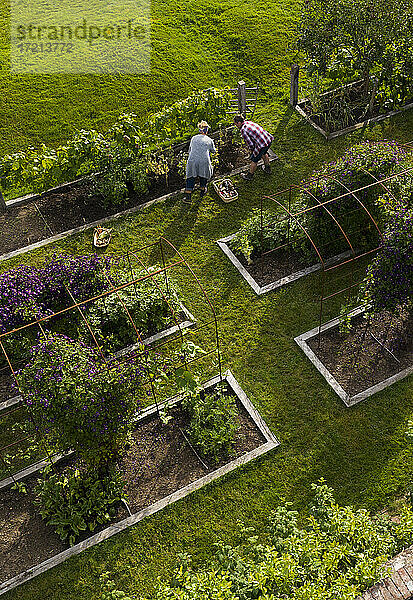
0,302 -> 196,417
294,306 -> 413,406
295,82 -> 413,140
0,152 -> 278,264
217,232 -> 350,295
0,370 -> 279,597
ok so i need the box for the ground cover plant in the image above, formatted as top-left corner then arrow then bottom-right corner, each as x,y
295,0 -> 413,132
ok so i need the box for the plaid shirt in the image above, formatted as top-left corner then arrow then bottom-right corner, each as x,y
240,121 -> 274,157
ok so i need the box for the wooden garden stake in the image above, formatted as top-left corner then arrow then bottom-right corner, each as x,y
290,64 -> 299,107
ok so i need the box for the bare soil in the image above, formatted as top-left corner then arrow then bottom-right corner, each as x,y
307,309 -> 413,396
0,140 -> 249,256
0,387 -> 265,584
236,247 -> 313,287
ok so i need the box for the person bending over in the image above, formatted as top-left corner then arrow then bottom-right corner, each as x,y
233,115 -> 274,180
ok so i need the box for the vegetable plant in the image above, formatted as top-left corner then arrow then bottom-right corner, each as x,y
34,465 -> 124,546
151,482 -> 413,600
296,0 -> 413,113
77,268 -> 181,352
179,375 -> 238,462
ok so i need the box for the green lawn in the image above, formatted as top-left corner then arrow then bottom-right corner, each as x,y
0,0 -> 297,156
1,0 -> 413,598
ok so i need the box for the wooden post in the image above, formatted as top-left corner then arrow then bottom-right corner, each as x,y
290,64 -> 299,107
0,189 -> 6,214
237,80 -> 247,117
368,78 -> 379,115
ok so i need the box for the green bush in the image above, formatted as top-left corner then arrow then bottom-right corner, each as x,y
35,466 -> 124,546
296,0 -> 413,110
228,209 -> 297,264
127,159 -> 149,195
181,382 -> 238,462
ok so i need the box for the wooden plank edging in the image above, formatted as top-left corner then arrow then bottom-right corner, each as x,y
294,306 -> 413,406
0,152 -> 278,264
0,370 -> 280,597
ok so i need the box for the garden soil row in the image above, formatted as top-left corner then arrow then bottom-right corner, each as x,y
0,395 -> 264,583
1,142 -> 249,256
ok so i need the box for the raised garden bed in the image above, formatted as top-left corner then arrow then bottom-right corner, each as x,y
295,307 -> 413,406
0,133 -> 247,258
295,81 -> 413,140
0,371 -> 279,596
217,232 -> 349,295
0,302 -> 196,415
0,144 -> 279,262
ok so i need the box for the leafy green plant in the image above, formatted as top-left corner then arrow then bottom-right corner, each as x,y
181,382 -> 238,462
296,0 -> 413,109
155,482 -> 413,600
126,159 -> 149,195
34,466 -> 124,546
98,572 -> 134,600
146,150 -> 174,187
145,88 -> 232,146
77,268 -> 181,352
92,169 -> 129,207
0,88 -> 232,200
338,302 -> 356,335
11,481 -> 27,494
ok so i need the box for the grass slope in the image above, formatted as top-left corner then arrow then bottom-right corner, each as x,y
1,106 -> 413,600
0,0 -> 297,155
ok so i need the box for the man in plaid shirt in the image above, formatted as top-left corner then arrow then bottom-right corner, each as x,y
234,115 -> 274,180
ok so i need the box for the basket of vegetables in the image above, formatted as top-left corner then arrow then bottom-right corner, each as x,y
212,178 -> 238,203
93,226 -> 112,248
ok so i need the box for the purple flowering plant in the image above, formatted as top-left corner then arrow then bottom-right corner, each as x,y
360,207 -> 413,316
17,333 -> 144,471
0,253 -> 111,334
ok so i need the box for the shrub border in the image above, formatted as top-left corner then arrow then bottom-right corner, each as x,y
217,232 -> 350,295
0,369 -> 279,597
294,306 -> 413,406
